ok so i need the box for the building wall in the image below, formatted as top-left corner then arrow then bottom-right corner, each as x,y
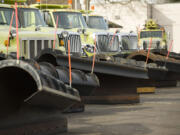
152,3 -> 180,52
92,1 -> 148,32
173,25 -> 180,53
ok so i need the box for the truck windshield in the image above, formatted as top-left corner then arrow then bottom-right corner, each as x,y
87,16 -> 108,30
18,8 -> 46,28
53,12 -> 87,29
0,7 -> 16,27
140,31 -> 162,38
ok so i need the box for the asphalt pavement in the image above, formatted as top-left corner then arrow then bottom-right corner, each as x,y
60,87 -> 180,135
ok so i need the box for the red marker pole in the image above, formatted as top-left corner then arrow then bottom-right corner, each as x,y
145,38 -> 152,66
15,3 -> 19,60
91,37 -> 97,74
109,30 -> 117,46
7,11 -> 14,55
68,40 -> 72,87
53,16 -> 59,49
166,40 -> 173,59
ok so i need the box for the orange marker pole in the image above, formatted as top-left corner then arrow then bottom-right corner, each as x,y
91,5 -> 95,11
15,3 -> 19,60
36,0 -> 41,3
53,16 -> 59,49
7,11 -> 14,56
68,40 -> 72,87
68,0 -> 72,8
91,37 -> 97,74
166,40 -> 173,59
68,0 -> 72,4
145,38 -> 152,66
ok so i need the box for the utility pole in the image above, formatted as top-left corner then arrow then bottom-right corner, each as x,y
147,4 -> 153,19
86,0 -> 88,10
75,0 -> 77,10
147,0 -> 156,19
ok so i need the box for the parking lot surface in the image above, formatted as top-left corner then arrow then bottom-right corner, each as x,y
61,87 -> 180,135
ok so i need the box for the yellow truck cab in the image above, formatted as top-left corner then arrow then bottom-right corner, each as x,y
0,1 -> 63,58
32,4 -> 120,57
31,4 -> 84,55
83,13 -> 122,32
84,13 -> 131,55
82,13 -> 120,56
139,19 -> 167,50
2,1 -> 82,56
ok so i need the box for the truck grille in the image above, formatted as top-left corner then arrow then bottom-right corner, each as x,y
20,38 -> 54,59
58,34 -> 81,53
97,34 -> 119,52
143,40 -> 161,50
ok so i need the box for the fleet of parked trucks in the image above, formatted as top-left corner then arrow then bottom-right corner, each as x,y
0,1 -> 180,135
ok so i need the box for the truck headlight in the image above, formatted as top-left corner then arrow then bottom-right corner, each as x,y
59,39 -> 65,46
62,31 -> 69,38
87,46 -> 94,53
84,45 -> 95,53
4,40 -> 9,46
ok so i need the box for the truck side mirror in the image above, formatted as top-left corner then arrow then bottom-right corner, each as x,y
104,19 -> 109,29
105,19 -> 108,25
85,15 -> 89,25
44,12 -> 54,27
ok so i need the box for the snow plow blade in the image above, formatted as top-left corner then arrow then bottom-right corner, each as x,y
39,62 -> 100,96
127,50 -> 179,87
83,73 -> 140,104
36,50 -> 148,79
38,62 -> 100,113
37,49 -> 149,104
0,59 -> 80,118
54,55 -> 148,79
